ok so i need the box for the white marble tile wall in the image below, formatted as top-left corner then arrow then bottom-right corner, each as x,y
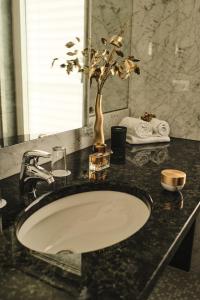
129,0 -> 200,141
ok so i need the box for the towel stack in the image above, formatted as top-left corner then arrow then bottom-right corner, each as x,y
119,117 -> 170,144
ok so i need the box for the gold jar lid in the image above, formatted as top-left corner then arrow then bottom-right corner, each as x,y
93,144 -> 107,153
161,169 -> 186,187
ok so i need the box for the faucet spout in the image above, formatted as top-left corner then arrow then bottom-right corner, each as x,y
20,150 -> 55,194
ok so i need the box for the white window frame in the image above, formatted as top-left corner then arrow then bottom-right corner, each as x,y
12,0 -> 91,138
12,0 -> 29,136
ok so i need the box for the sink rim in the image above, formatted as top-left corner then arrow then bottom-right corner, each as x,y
16,181 -> 153,228
15,181 -> 153,253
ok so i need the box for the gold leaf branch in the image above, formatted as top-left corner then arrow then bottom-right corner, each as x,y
53,31 -> 140,94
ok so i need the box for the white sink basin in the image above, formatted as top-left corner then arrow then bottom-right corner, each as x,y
17,190 -> 151,254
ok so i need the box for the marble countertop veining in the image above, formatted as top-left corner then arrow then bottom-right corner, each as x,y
0,137 -> 200,300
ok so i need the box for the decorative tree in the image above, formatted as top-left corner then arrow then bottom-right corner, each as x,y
53,31 -> 140,151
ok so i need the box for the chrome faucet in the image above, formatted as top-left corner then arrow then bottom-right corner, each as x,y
20,150 -> 54,193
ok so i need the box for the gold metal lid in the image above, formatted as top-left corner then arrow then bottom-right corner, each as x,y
161,169 -> 186,187
93,144 -> 107,153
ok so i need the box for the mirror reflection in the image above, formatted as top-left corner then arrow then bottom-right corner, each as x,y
0,0 -> 88,147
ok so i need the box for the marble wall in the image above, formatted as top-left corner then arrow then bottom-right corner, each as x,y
129,0 -> 200,141
90,0 -> 133,113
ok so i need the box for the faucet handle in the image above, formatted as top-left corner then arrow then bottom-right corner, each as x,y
22,150 -> 51,165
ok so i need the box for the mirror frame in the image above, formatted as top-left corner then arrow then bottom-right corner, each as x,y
11,0 -> 91,140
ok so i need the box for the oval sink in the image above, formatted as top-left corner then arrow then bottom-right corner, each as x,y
17,190 -> 151,254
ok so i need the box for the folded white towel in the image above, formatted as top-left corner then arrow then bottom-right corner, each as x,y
119,117 -> 153,138
150,118 -> 170,136
126,134 -> 170,145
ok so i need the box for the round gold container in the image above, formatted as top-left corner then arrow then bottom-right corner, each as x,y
161,169 -> 186,192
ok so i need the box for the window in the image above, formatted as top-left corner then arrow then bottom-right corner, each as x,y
12,0 -> 88,139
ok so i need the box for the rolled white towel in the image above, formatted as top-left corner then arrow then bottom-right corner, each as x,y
119,117 -> 153,138
150,118 -> 170,136
126,134 -> 170,144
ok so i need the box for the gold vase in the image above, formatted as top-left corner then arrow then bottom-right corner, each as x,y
89,93 -> 110,172
94,93 -> 105,147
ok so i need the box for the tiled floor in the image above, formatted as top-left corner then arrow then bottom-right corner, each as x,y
148,266 -> 200,300
0,269 -> 70,300
149,216 -> 200,300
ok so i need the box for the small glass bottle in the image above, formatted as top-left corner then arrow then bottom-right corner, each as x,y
89,169 -> 108,181
51,146 -> 71,177
89,144 -> 110,172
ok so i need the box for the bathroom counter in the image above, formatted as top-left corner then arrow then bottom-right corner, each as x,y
0,137 -> 200,300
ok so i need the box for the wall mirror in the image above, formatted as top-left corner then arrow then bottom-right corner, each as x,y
0,0 -> 129,148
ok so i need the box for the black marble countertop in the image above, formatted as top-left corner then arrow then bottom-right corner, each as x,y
0,137 -> 200,300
